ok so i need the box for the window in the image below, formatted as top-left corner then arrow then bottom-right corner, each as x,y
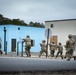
18,27 -> 20,30
50,24 -> 53,28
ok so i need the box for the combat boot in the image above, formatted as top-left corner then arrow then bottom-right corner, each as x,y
67,59 -> 70,61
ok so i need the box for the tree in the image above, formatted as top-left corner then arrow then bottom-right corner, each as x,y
12,19 -> 27,26
0,19 -> 12,25
0,14 -> 45,27
0,14 -> 3,19
28,21 -> 45,28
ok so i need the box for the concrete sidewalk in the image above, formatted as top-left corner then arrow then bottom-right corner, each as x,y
0,52 -> 39,58
0,52 -> 65,60
0,52 -> 50,59
0,50 -> 76,59
0,52 -> 76,75
0,49 -> 63,57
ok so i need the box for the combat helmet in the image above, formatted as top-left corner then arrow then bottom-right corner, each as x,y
68,34 -> 72,38
26,35 -> 30,38
42,40 -> 46,43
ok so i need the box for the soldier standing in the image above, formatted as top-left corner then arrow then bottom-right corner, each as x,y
39,40 -> 47,57
55,42 -> 63,59
0,38 -> 2,50
24,35 -> 31,57
65,34 -> 75,61
0,38 -> 2,54
49,42 -> 55,58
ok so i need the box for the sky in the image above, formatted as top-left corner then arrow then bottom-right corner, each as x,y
0,0 -> 76,24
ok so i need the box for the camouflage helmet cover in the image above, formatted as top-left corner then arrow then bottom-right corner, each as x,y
26,35 -> 30,38
68,34 -> 72,38
42,40 -> 45,42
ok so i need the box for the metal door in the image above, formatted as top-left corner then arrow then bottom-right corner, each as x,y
50,36 -> 58,45
50,36 -> 58,50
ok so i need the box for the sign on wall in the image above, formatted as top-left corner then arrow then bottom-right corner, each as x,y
45,28 -> 52,39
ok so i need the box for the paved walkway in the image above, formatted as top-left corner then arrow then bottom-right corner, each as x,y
0,52 -> 76,75
0,50 -> 76,59
0,52 -> 40,58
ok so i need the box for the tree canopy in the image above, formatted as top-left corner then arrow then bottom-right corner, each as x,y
0,14 -> 45,28
0,14 -> 27,26
28,21 -> 45,28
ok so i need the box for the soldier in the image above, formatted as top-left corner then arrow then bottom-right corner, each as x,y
24,35 -> 31,57
0,38 -> 2,54
0,38 -> 2,50
65,34 -> 75,61
39,40 -> 47,57
55,42 -> 63,59
49,42 -> 55,58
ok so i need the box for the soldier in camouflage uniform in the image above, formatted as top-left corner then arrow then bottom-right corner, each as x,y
39,40 -> 47,57
24,35 -> 31,57
65,34 -> 75,61
49,42 -> 55,57
0,38 -> 2,54
0,38 -> 1,50
55,42 -> 63,59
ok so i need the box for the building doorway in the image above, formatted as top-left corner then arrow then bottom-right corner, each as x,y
50,36 -> 58,44
11,39 -> 16,52
50,36 -> 58,50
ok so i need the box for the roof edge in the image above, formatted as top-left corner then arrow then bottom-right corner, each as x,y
45,18 -> 76,22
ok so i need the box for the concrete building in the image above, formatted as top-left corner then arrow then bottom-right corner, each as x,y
45,19 -> 76,55
0,25 -> 45,53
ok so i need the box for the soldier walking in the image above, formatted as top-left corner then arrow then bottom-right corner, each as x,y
49,42 -> 55,58
0,38 -> 2,54
55,42 -> 63,59
39,40 -> 47,57
65,34 -> 75,61
24,35 -> 31,57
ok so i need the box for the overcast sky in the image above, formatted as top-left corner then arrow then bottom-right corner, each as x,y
0,0 -> 76,24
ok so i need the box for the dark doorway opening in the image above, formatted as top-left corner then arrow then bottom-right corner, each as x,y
11,39 -> 16,52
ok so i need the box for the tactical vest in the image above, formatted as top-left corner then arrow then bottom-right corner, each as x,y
50,44 -> 55,50
41,43 -> 46,51
0,43 -> 1,49
25,38 -> 31,46
66,38 -> 75,49
58,45 -> 63,51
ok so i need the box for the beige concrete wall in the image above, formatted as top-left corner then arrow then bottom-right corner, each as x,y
45,20 -> 76,55
45,20 -> 76,45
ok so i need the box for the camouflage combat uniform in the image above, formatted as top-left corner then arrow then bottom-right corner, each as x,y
56,43 -> 63,59
24,35 -> 31,57
0,42 -> 1,50
0,38 -> 2,54
49,42 -> 55,57
65,34 -> 75,61
39,40 -> 47,57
